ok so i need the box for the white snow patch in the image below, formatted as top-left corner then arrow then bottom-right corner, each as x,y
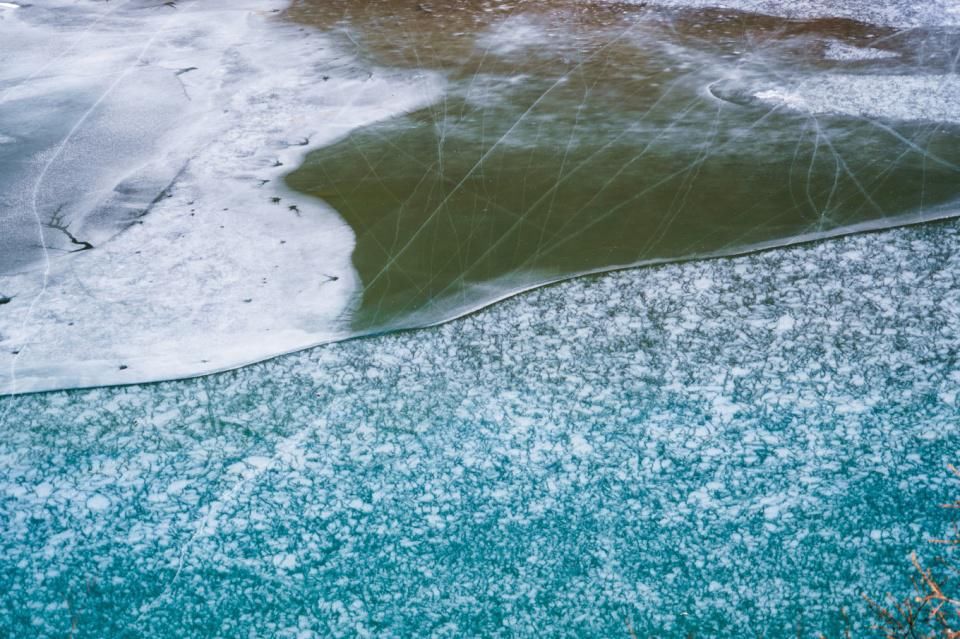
693,277 -> 713,291
823,42 -> 900,62
711,395 -> 741,422
167,480 -> 190,495
86,494 -> 111,512
476,16 -> 553,56
570,433 -> 594,456
774,314 -> 795,334
273,552 -> 298,570
754,74 -> 960,124
0,0 -> 443,395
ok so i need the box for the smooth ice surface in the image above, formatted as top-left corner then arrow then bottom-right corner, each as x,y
1,219 -> 958,637
288,0 -> 960,334
0,0 -> 441,394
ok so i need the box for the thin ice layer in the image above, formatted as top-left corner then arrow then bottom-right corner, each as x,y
287,1 -> 960,334
0,219 -> 957,637
0,0 -> 442,394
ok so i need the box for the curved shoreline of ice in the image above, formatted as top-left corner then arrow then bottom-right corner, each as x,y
0,0 -> 442,395
5,202 -> 959,397
337,199 -> 960,346
1,212 -> 958,637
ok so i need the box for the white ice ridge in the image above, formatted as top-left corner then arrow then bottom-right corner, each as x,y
754,74 -> 960,125
612,0 -> 960,28
0,0 -> 443,395
822,42 -> 900,62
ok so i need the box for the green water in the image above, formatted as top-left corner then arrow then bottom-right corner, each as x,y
286,2 -> 960,331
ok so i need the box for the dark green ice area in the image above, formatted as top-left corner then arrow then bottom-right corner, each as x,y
286,2 -> 960,332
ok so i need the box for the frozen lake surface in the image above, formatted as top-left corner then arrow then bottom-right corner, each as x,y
1,0 -> 959,636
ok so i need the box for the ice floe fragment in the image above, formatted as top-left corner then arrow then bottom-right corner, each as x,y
754,74 -> 960,124
823,41 -> 900,62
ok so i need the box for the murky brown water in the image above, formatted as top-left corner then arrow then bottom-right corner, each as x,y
287,1 -> 960,331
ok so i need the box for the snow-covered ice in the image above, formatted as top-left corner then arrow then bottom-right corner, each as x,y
823,41 -> 900,62
615,0 -> 960,27
0,0 -> 441,394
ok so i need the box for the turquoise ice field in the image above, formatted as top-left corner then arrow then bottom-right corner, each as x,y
3,219 -> 959,637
